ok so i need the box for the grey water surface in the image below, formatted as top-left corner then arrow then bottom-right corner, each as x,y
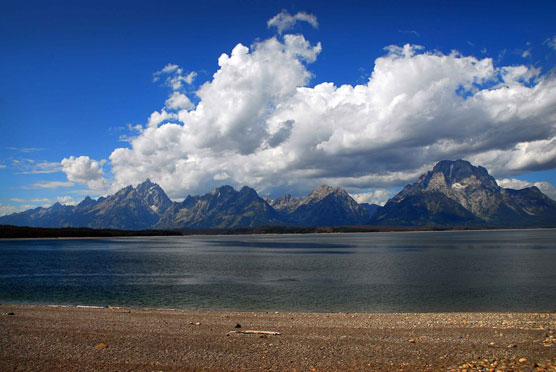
1,229 -> 555,312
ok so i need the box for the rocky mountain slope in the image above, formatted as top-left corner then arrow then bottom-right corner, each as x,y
371,160 -> 556,226
155,185 -> 283,228
266,194 -> 302,213
0,179 -> 172,230
284,185 -> 370,226
0,182 -> 377,229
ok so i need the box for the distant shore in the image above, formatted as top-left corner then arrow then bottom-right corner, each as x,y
2,224 -> 552,239
1,304 -> 555,371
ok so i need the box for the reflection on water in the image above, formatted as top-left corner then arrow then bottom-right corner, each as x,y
206,240 -> 355,249
0,229 -> 555,312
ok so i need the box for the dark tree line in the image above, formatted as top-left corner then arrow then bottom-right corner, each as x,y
0,224 -> 507,239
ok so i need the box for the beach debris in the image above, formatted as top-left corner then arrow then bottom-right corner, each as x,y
543,333 -> 556,346
187,322 -> 201,326
228,330 -> 281,336
94,343 -> 107,350
408,338 -> 416,343
4,312 -> 15,316
450,357 -> 556,372
235,323 -> 242,328
76,305 -> 104,309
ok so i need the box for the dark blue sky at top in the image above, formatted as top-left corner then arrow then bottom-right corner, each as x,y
1,0 -> 555,207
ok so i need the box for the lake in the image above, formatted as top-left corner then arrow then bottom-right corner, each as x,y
1,229 -> 555,312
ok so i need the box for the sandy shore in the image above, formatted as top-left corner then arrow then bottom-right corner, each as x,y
1,305 -> 554,372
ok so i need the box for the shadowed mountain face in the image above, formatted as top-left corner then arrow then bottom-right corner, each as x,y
80,179 -> 173,229
156,184 -> 375,228
155,185 -> 283,229
285,185 -> 370,226
0,179 -> 173,230
371,160 -> 556,226
1,160 -> 555,229
266,194 -> 302,214
0,183 -> 378,229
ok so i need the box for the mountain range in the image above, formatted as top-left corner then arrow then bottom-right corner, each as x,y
2,160 -> 555,229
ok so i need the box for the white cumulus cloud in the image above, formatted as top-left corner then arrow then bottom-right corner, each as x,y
350,189 -> 393,206
165,92 -> 194,111
53,21 -> 556,201
61,156 -> 107,191
56,196 -> 78,206
110,34 -> 322,197
153,63 -> 197,90
497,178 -> 556,200
267,10 -> 318,34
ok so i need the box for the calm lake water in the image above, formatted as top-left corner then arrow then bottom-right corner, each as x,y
1,229 -> 555,312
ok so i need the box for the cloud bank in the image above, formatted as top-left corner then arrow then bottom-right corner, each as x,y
350,189 -> 393,206
497,178 -> 556,200
0,204 -> 18,217
25,181 -> 74,189
61,13 -> 556,200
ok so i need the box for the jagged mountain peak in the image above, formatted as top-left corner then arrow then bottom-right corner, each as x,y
2,164 -> 555,229
76,196 -> 98,209
433,159 -> 475,174
288,184 -> 369,226
398,160 -> 500,203
136,178 -> 154,189
313,184 -> 342,194
372,160 -> 556,226
526,185 -> 542,194
209,185 -> 236,196
392,160 -> 505,221
267,194 -> 302,213
239,185 -> 258,196
135,178 -> 165,193
428,159 -> 498,189
49,202 -> 64,211
156,184 -> 281,229
133,179 -> 172,213
113,185 -> 134,198
304,185 -> 347,203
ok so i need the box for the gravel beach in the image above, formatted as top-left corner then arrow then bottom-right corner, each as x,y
1,304 -> 555,372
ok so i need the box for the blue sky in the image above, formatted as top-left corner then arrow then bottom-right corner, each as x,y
1,0 -> 556,214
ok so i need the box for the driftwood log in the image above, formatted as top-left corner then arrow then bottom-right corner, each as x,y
227,330 -> 281,336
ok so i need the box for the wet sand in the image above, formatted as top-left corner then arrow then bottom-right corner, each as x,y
1,304 -> 555,371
